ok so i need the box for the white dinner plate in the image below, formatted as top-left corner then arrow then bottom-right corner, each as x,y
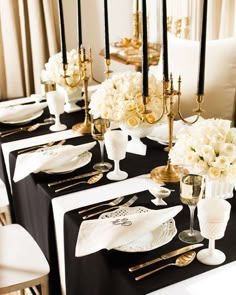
99,206 -> 177,252
44,151 -> 92,174
2,110 -> 44,125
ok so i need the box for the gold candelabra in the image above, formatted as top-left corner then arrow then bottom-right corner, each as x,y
71,46 -> 92,134
140,74 -> 203,183
61,46 -> 101,134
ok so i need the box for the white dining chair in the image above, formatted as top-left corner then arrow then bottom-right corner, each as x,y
0,179 -> 11,225
0,224 -> 50,295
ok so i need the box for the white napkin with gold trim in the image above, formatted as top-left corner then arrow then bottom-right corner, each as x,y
0,102 -> 47,122
76,205 -> 182,257
13,141 -> 96,182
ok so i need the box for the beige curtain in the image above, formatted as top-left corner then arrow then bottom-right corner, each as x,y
0,0 -> 60,100
166,0 -> 236,40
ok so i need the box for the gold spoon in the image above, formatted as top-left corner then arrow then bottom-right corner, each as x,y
135,251 -> 196,281
54,173 -> 103,193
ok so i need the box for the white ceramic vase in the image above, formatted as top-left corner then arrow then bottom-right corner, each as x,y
56,84 -> 83,113
205,178 -> 235,199
120,123 -> 154,156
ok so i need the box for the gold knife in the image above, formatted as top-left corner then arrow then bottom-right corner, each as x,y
129,243 -> 203,272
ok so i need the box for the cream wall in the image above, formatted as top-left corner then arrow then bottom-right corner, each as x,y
62,0 -> 134,83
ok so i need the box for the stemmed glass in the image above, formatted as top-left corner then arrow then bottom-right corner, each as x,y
197,198 -> 231,265
179,174 -> 205,243
47,90 -> 67,131
104,130 -> 128,181
91,117 -> 112,172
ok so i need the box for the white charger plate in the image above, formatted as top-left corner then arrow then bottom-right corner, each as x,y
99,206 -> 177,252
44,151 -> 92,174
2,110 -> 44,125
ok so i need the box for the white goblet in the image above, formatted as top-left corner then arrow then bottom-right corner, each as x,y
104,130 -> 128,181
47,90 -> 67,132
197,198 -> 231,265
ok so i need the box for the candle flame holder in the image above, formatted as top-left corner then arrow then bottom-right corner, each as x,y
104,58 -> 112,80
140,74 -> 203,183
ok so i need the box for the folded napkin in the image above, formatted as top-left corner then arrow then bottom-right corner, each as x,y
13,141 -> 96,182
0,102 -> 47,122
76,205 -> 182,257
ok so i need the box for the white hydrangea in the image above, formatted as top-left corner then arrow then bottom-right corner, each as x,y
169,118 -> 236,182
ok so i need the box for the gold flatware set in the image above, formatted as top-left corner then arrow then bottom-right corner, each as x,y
0,121 -> 53,137
82,195 -> 138,219
129,243 -> 203,281
135,251 -> 196,281
78,196 -> 125,214
55,173 -> 103,193
16,139 -> 66,155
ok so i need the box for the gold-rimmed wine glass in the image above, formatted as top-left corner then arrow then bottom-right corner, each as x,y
179,174 -> 205,244
91,117 -> 112,172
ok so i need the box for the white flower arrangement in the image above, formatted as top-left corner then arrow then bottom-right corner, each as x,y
89,71 -> 164,128
41,49 -> 81,93
169,119 -> 236,182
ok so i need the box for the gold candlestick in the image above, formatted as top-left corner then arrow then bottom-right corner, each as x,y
72,46 -> 92,134
149,74 -> 203,183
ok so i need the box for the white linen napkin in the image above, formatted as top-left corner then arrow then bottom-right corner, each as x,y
0,102 -> 47,122
75,205 -> 182,257
13,141 -> 96,182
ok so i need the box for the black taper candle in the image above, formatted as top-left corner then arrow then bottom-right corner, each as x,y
162,0 -> 169,81
197,0 -> 208,95
104,0 -> 110,60
142,0 -> 148,98
58,0 -> 67,65
77,0 -> 82,48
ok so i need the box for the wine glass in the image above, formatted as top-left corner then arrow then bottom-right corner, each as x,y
179,174 -> 205,243
47,90 -> 67,131
197,198 -> 231,265
91,117 -> 112,172
104,130 -> 128,181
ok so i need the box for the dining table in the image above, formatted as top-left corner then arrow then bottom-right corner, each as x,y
0,96 -> 236,295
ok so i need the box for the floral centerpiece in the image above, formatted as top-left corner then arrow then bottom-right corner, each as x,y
89,71 -> 164,128
169,119 -> 236,198
41,49 -> 81,90
41,49 -> 82,112
89,71 -> 164,155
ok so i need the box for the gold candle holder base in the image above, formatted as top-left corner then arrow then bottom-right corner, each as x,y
72,121 -> 91,134
150,162 -> 180,183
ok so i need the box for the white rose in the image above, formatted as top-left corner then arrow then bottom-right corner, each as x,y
208,166 -> 221,179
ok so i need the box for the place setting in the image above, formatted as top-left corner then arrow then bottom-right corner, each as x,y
13,141 -> 97,183
0,101 -> 48,127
